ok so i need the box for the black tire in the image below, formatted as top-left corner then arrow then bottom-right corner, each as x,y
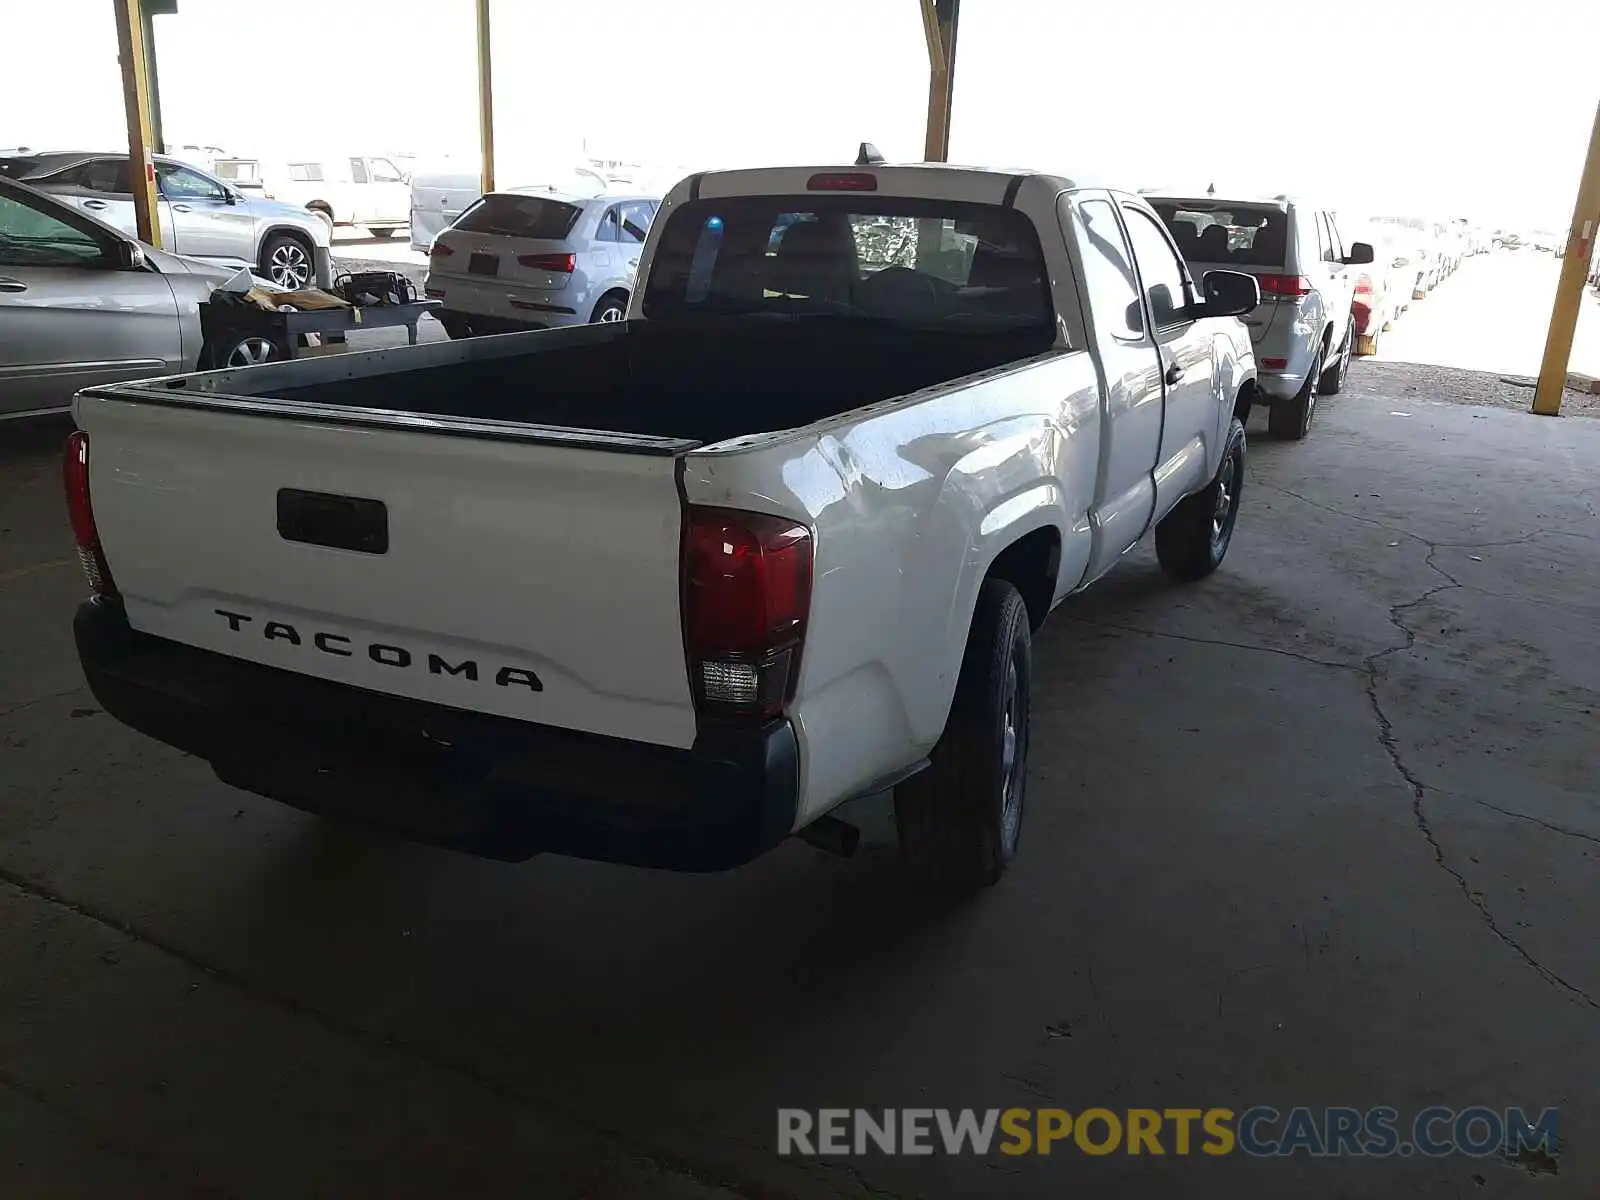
258,232 -> 314,289
1268,345 -> 1322,439
1318,321 -> 1352,395
896,579 -> 1032,892
1155,417 -> 1246,581
590,292 -> 628,324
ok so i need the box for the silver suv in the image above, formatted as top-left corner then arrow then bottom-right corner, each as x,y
1147,193 -> 1372,438
424,190 -> 660,336
0,152 -> 334,289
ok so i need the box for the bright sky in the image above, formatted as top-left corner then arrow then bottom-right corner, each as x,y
4,0 -> 1596,230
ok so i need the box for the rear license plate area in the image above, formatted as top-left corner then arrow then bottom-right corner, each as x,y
468,253 -> 499,276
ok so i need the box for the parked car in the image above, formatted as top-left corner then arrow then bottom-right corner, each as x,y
250,155 -> 411,238
0,175 -> 230,419
1369,216 -> 1442,297
66,159 -> 1260,887
408,166 -> 480,254
0,151 -> 333,290
1343,221 -> 1412,356
1148,192 -> 1369,438
408,165 -> 642,254
424,189 -> 662,335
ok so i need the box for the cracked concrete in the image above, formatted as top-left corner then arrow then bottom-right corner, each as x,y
1,378 -> 1598,1199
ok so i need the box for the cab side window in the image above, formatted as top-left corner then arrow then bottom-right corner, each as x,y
349,158 -> 370,184
595,206 -> 622,243
1074,198 -> 1143,341
1122,205 -> 1191,328
79,159 -> 132,195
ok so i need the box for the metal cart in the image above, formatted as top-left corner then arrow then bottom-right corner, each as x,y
200,297 -> 444,368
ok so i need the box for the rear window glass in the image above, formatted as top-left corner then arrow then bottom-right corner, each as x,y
1152,203 -> 1287,267
455,195 -> 582,239
642,195 -> 1053,331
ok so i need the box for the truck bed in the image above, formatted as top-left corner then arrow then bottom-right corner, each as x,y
260,320 -> 1055,447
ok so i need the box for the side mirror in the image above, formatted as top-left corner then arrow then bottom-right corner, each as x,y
1344,241 -> 1375,265
224,190 -> 239,205
1198,269 -> 1259,318
115,241 -> 148,271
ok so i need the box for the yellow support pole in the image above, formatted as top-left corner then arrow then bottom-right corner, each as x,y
1532,99 -> 1600,416
475,0 -> 496,196
920,0 -> 960,162
111,0 -> 161,247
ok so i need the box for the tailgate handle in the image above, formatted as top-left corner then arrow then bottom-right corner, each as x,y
276,489 -> 389,554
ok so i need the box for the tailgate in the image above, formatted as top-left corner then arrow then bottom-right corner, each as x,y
75,393 -> 700,749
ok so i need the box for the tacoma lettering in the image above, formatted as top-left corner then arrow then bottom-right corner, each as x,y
214,611 -> 540,691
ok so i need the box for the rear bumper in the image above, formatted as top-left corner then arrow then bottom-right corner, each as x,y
423,273 -> 587,328
75,599 -> 799,870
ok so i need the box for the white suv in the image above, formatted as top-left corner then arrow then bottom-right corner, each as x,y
1147,194 -> 1373,438
424,190 -> 660,335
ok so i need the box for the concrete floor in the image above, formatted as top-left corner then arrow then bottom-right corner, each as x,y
2,360 -> 1597,1197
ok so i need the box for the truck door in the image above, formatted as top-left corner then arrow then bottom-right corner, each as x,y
1064,195 -> 1165,579
1119,201 -> 1220,512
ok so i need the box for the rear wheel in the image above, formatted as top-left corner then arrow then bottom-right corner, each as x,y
896,579 -> 1031,893
590,292 -> 628,324
1268,345 -> 1322,439
1155,417 -> 1246,581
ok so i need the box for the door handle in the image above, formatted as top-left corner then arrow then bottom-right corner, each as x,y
1164,361 -> 1183,386
83,199 -> 109,210
171,204 -> 193,213
0,277 -> 26,293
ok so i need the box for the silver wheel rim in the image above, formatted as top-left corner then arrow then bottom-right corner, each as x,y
268,242 -> 311,288
999,659 -> 1023,848
598,304 -> 623,323
227,337 -> 277,367
1212,450 -> 1238,545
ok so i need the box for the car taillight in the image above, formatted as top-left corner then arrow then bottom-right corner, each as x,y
1256,274 -> 1314,297
517,252 -> 576,273
431,242 -> 455,257
683,507 -> 813,721
1262,358 -> 1289,370
1353,275 -> 1374,297
63,430 -> 117,599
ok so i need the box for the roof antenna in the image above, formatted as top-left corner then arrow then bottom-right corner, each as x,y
856,142 -> 885,166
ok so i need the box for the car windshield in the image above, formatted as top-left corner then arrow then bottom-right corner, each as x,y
642,194 -> 1054,331
455,195 -> 583,239
1151,202 -> 1288,268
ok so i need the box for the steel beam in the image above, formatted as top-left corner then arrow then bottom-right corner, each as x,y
920,0 -> 960,162
1532,100 -> 1600,416
476,0 -> 496,196
111,0 -> 161,246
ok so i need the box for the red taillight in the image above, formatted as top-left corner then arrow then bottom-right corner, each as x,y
1262,358 -> 1288,370
430,242 -> 455,257
683,507 -> 813,721
1353,275 -> 1374,297
517,252 -> 576,273
1256,274 -> 1314,297
63,430 -> 117,598
807,172 -> 877,192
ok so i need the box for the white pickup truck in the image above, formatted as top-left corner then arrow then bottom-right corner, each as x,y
68,162 -> 1260,889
